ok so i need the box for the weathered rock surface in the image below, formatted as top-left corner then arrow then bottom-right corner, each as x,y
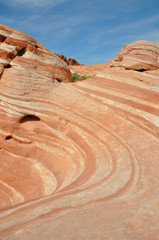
0,27 -> 159,240
56,53 -> 80,65
110,40 -> 159,71
0,25 -> 72,86
67,57 -> 80,65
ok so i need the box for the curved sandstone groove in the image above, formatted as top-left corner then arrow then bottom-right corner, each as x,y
0,26 -> 159,239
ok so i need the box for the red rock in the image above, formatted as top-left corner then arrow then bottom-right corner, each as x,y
58,54 -> 67,63
67,57 -> 80,65
0,27 -> 159,240
110,40 -> 159,70
0,24 -> 72,84
56,53 -> 80,65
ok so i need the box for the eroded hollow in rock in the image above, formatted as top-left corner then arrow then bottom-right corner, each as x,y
135,69 -> 146,72
19,115 -> 40,124
5,135 -> 12,140
54,78 -> 62,83
17,47 -> 26,57
4,64 -> 11,69
0,35 -> 7,42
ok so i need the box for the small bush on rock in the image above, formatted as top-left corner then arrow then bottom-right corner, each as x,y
72,72 -> 93,82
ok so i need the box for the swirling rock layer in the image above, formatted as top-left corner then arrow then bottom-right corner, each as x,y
111,40 -> 159,70
0,27 -> 159,240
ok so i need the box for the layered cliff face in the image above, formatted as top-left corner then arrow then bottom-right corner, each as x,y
0,26 -> 159,240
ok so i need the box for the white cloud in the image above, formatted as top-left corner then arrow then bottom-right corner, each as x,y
1,0 -> 67,8
108,14 -> 159,33
88,14 -> 159,49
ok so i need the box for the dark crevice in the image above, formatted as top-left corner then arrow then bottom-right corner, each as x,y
51,79 -> 61,87
0,35 -> 7,43
19,115 -> 40,124
17,47 -> 26,56
35,45 -> 39,49
52,78 -> 62,83
4,64 -> 11,69
0,69 -> 4,79
1,64 -> 11,80
5,135 -> 12,140
135,69 -> 146,72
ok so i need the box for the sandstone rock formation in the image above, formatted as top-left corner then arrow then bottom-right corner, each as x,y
0,26 -> 159,240
0,25 -> 72,85
67,57 -> 80,65
56,53 -> 80,65
110,40 -> 159,71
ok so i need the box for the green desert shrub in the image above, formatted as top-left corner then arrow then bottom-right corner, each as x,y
72,72 -> 93,82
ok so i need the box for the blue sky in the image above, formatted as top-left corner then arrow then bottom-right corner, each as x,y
0,0 -> 159,64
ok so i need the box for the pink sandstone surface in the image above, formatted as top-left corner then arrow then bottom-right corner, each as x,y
0,25 -> 159,240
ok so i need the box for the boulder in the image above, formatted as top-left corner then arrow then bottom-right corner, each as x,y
110,40 -> 159,71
